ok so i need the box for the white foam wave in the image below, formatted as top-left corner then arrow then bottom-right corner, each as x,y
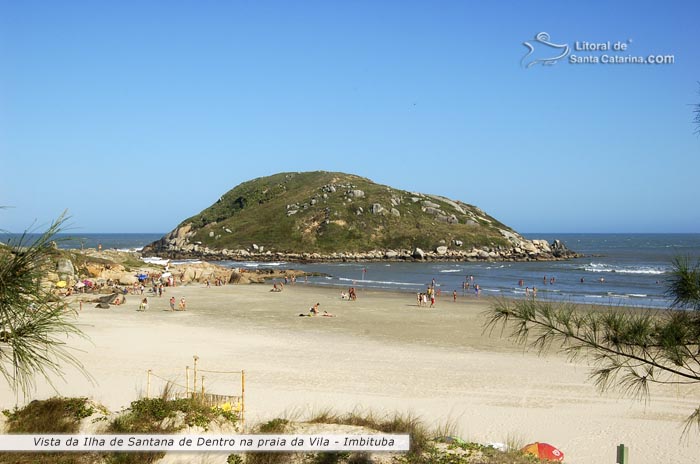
117,247 -> 143,252
439,269 -> 463,273
337,277 -> 422,287
584,263 -> 667,275
238,261 -> 287,268
141,257 -> 170,266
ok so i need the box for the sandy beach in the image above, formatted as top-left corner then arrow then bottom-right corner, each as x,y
2,282 -> 699,464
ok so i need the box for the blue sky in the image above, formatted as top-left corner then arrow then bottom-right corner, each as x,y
1,0 -> 698,233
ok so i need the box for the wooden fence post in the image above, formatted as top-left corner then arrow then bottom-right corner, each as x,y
146,370 -> 152,399
616,444 -> 629,464
241,370 -> 246,431
193,355 -> 199,397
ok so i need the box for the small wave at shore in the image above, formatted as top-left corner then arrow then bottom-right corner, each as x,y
237,261 -> 287,268
584,263 -> 668,275
141,257 -> 169,266
337,277 -> 423,287
141,257 -> 202,266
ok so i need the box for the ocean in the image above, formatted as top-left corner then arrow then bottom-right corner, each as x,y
2,232 -> 699,309
220,234 -> 700,310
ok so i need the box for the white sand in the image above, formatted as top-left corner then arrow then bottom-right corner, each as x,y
2,283 -> 699,463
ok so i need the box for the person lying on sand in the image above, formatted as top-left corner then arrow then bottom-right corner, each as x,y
298,310 -> 335,318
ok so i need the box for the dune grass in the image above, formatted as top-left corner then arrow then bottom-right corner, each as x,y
1,397 -> 104,464
1,399 -> 557,463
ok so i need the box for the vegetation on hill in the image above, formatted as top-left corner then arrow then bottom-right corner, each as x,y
151,171 -> 522,255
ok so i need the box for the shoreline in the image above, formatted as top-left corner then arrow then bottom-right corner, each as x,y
2,282 -> 698,464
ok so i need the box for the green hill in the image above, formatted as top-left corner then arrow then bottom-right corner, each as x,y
144,171 -> 573,261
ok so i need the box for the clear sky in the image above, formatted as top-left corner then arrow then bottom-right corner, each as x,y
1,0 -> 698,234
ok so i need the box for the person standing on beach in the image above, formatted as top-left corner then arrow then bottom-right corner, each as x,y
453,290 -> 457,302
179,297 -> 187,311
310,302 -> 320,315
169,296 -> 176,311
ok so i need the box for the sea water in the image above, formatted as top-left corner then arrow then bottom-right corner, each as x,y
224,234 -> 700,309
3,232 -> 699,309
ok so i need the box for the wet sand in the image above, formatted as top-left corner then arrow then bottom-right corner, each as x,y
2,283 -> 699,463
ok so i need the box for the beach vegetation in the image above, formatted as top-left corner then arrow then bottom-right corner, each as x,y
3,396 -> 97,433
0,212 -> 90,396
485,260 -> 700,435
0,397 -> 105,464
108,395 -> 240,434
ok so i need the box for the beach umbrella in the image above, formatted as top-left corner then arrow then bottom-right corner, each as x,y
521,442 -> 564,461
55,280 -> 67,288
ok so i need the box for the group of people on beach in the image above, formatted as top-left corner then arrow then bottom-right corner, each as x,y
417,287 -> 436,307
136,296 -> 187,311
300,302 -> 335,317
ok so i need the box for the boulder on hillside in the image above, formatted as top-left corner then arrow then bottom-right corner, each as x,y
413,248 -> 425,260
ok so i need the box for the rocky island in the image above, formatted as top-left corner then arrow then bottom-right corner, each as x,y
143,171 -> 578,262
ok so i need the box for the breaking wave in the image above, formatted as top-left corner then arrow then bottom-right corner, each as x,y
584,263 -> 667,275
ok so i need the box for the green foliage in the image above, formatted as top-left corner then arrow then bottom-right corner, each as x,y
0,212 -> 90,396
667,256 -> 700,310
155,171 -> 512,254
4,397 -> 95,433
303,452 -> 352,464
108,396 -> 238,434
0,397 -> 104,464
227,455 -> 245,464
308,409 -> 430,456
258,417 -> 290,433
